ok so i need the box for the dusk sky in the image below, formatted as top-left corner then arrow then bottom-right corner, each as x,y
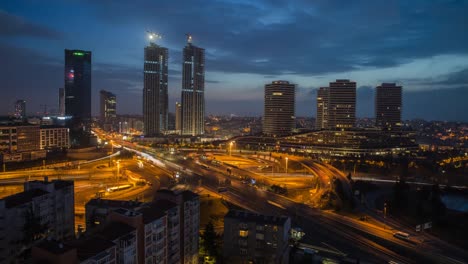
1,0 -> 468,121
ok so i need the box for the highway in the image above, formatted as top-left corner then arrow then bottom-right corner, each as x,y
93,129 -> 468,264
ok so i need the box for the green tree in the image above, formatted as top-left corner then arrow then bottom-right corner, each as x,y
201,221 -> 218,258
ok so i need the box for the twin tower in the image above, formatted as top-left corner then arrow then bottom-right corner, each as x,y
143,34 -> 205,137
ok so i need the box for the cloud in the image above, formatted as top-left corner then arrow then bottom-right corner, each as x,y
0,10 -> 62,39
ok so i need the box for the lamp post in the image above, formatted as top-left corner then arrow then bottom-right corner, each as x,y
285,157 -> 289,174
229,141 -> 235,156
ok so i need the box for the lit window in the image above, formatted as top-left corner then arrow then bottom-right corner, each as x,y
239,230 -> 248,237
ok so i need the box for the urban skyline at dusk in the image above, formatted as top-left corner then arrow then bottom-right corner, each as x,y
1,0 -> 468,121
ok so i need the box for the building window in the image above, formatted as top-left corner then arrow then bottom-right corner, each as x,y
255,233 -> 264,240
240,248 -> 247,255
239,230 -> 248,237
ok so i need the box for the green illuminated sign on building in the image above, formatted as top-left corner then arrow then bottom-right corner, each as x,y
73,52 -> 85,56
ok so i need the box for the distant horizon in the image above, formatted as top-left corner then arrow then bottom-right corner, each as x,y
1,1 -> 468,121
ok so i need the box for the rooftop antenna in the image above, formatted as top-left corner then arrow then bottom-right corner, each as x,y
146,30 -> 162,44
186,33 -> 192,44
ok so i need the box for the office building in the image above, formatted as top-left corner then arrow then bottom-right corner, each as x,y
64,49 -> 92,122
325,79 -> 356,130
143,40 -> 168,136
100,90 -> 117,121
59,88 -> 65,116
0,179 -> 74,262
0,124 -> 46,162
316,87 -> 329,130
181,35 -> 205,136
155,189 -> 200,264
175,101 -> 182,133
40,125 -> 70,150
376,83 -> 402,131
263,80 -> 296,136
223,210 -> 291,264
14,99 -> 26,119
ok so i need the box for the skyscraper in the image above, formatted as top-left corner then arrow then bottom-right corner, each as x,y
181,35 -> 205,136
64,49 -> 92,121
100,90 -> 116,122
316,87 -> 329,130
143,36 -> 168,136
263,81 -> 296,136
175,102 -> 182,133
14,99 -> 26,119
376,83 -> 402,131
328,79 -> 356,130
58,88 -> 65,116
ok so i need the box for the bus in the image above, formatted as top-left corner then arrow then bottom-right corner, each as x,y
393,231 -> 410,240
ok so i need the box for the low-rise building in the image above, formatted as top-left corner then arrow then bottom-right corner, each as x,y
223,210 -> 291,264
40,125 -> 70,150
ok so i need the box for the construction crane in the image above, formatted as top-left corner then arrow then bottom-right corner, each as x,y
186,33 -> 192,44
146,31 -> 162,43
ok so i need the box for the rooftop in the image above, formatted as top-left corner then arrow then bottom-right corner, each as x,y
86,198 -> 143,209
96,222 -> 136,241
3,189 -> 49,208
138,201 -> 177,224
34,239 -> 75,255
225,210 -> 290,225
67,237 -> 115,261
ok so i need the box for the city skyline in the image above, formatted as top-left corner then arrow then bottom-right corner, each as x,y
1,1 -> 468,121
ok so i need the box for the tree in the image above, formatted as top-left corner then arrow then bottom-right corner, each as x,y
201,221 -> 217,258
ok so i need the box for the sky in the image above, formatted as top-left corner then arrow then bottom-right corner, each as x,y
1,0 -> 468,121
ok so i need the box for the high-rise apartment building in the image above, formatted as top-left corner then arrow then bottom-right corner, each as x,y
376,83 -> 402,131
155,189 -> 200,264
14,99 -> 26,119
263,81 -> 296,136
175,102 -> 182,133
326,79 -> 356,130
316,87 -> 329,130
181,35 -> 205,136
64,49 -> 92,121
100,90 -> 117,122
58,88 -> 65,116
143,41 -> 168,136
0,179 -> 74,262
223,210 -> 291,264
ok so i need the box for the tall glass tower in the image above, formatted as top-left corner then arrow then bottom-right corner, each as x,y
64,49 -> 92,121
181,35 -> 205,136
143,39 -> 168,136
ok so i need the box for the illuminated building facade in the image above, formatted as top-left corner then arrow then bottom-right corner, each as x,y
64,49 -> 92,121
181,37 -> 205,136
100,90 -> 117,121
175,102 -> 182,134
316,87 -> 329,130
143,43 -> 168,136
328,79 -> 356,130
376,83 -> 402,131
14,99 -> 26,119
263,80 -> 296,136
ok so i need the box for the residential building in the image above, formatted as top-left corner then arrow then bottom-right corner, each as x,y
143,40 -> 168,136
15,99 -> 26,119
0,179 -> 75,262
263,80 -> 296,136
376,83 -> 402,131
40,125 -> 70,150
155,189 -> 199,264
181,35 -> 205,136
223,210 -> 291,264
327,79 -> 356,130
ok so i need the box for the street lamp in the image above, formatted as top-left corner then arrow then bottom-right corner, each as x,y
285,157 -> 288,174
229,141 -> 235,156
